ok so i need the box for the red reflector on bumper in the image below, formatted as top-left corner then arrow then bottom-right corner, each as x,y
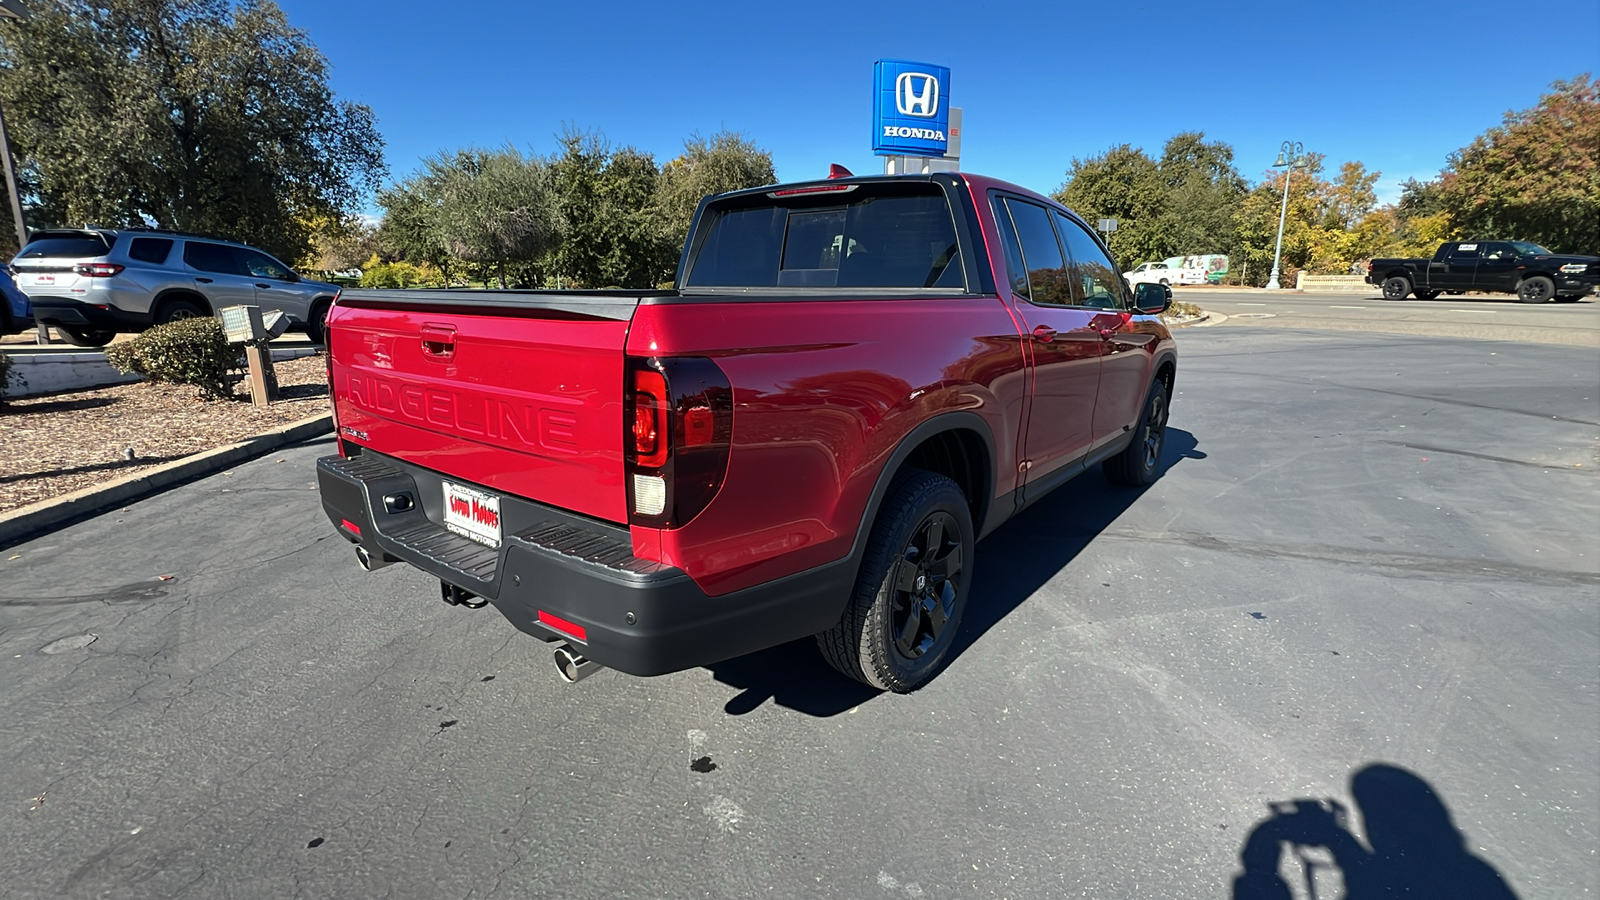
538,610 -> 587,642
340,518 -> 361,536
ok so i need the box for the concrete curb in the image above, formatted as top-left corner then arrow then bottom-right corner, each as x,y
0,412 -> 333,549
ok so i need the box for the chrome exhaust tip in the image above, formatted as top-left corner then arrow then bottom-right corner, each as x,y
553,644 -> 601,684
355,546 -> 394,571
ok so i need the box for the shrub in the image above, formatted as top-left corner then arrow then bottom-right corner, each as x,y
0,349 -> 11,408
106,318 -> 238,400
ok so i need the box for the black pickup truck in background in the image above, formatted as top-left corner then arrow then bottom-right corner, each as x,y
1367,241 -> 1599,303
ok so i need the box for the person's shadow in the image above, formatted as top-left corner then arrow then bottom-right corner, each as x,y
1233,763 -> 1518,899
704,428 -> 1205,716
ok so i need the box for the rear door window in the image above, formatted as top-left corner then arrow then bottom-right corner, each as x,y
16,236 -> 112,259
686,185 -> 963,290
127,237 -> 174,265
183,241 -> 246,275
1003,199 -> 1074,306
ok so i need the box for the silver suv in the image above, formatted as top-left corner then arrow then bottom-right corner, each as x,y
10,228 -> 340,347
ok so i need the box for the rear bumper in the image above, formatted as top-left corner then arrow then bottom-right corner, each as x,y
29,297 -> 147,331
316,449 -> 850,677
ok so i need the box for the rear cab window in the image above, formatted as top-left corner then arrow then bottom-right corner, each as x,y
685,182 -> 965,290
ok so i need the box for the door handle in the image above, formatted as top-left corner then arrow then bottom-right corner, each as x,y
1031,324 -> 1056,343
194,277 -> 213,284
255,283 -> 271,289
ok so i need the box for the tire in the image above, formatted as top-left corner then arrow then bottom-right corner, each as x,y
816,471 -> 973,693
58,327 -> 116,347
155,299 -> 207,325
1517,276 -> 1554,304
1382,276 -> 1412,300
1102,378 -> 1171,487
1414,289 -> 1440,301
306,299 -> 332,345
1158,278 -> 1170,287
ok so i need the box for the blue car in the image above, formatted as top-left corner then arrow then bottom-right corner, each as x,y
1,262 -> 30,334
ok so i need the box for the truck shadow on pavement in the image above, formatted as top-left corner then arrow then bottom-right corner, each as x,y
1231,762 -> 1518,899
706,428 -> 1204,717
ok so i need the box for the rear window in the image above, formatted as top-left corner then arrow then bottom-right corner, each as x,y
16,236 -> 113,259
686,185 -> 963,290
127,237 -> 174,264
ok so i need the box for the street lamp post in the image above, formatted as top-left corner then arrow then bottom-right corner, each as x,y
1265,140 -> 1306,291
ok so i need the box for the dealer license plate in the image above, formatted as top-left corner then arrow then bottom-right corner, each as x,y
34,274 -> 53,285
442,481 -> 501,548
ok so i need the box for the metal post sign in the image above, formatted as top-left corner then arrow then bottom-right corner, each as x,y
873,59 -> 951,157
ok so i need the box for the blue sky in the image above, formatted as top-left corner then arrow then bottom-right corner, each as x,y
278,0 -> 1598,210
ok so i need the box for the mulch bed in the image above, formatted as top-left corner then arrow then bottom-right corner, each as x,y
0,354 -> 330,513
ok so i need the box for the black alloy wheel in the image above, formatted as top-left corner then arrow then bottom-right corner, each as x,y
817,471 -> 973,693
1382,276 -> 1411,300
307,300 -> 331,345
889,511 -> 962,660
1103,379 -> 1171,487
1517,276 -> 1554,304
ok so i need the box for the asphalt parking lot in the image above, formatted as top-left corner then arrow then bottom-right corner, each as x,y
1,324 -> 1595,899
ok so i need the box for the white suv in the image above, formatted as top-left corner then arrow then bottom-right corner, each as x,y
10,228 -> 340,347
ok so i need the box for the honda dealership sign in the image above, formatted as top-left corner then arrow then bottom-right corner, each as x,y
872,59 -> 951,157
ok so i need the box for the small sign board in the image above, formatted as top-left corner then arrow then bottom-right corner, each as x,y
1098,218 -> 1119,233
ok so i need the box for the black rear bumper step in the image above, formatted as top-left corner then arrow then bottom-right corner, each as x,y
316,450 -> 853,677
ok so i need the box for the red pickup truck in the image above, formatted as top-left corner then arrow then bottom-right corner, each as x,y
317,172 -> 1178,692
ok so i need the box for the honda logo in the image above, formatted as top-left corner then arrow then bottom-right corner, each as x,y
895,72 -> 939,118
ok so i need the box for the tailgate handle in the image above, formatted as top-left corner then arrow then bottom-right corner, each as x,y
420,324 -> 457,360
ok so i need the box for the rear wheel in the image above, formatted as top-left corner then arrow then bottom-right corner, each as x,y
155,299 -> 207,325
1414,289 -> 1440,301
1103,378 -> 1171,487
59,326 -> 116,347
1382,276 -> 1412,300
817,471 -> 972,693
1517,276 -> 1554,304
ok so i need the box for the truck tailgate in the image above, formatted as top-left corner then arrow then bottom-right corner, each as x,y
328,291 -> 641,524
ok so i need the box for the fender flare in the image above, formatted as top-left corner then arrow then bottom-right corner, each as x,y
845,410 -> 998,562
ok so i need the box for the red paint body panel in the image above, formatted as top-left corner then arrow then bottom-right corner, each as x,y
624,297 -> 1027,595
321,173 -> 1177,611
327,303 -> 629,523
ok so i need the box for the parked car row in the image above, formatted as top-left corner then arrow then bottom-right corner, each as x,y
6,228 -> 340,345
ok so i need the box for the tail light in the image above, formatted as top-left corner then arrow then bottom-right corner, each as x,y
73,263 -> 124,277
624,357 -> 733,528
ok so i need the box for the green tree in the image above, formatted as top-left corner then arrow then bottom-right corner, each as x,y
0,0 -> 385,263
1156,132 -> 1247,259
1233,154 -> 1331,285
655,131 -> 775,263
1053,144 -> 1168,267
433,147 -> 562,289
548,129 -> 671,288
1435,73 -> 1598,254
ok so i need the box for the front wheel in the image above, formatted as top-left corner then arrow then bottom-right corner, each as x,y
58,326 -> 116,347
1103,379 -> 1171,487
1517,276 -> 1554,304
1414,289 -> 1440,301
306,299 -> 332,345
817,471 -> 973,693
1382,276 -> 1412,300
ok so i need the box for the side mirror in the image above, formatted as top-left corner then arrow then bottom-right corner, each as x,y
285,271 -> 301,283
1134,281 -> 1171,315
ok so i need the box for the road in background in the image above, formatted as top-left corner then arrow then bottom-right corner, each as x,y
1,328 -> 1595,899
1179,288 -> 1600,347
